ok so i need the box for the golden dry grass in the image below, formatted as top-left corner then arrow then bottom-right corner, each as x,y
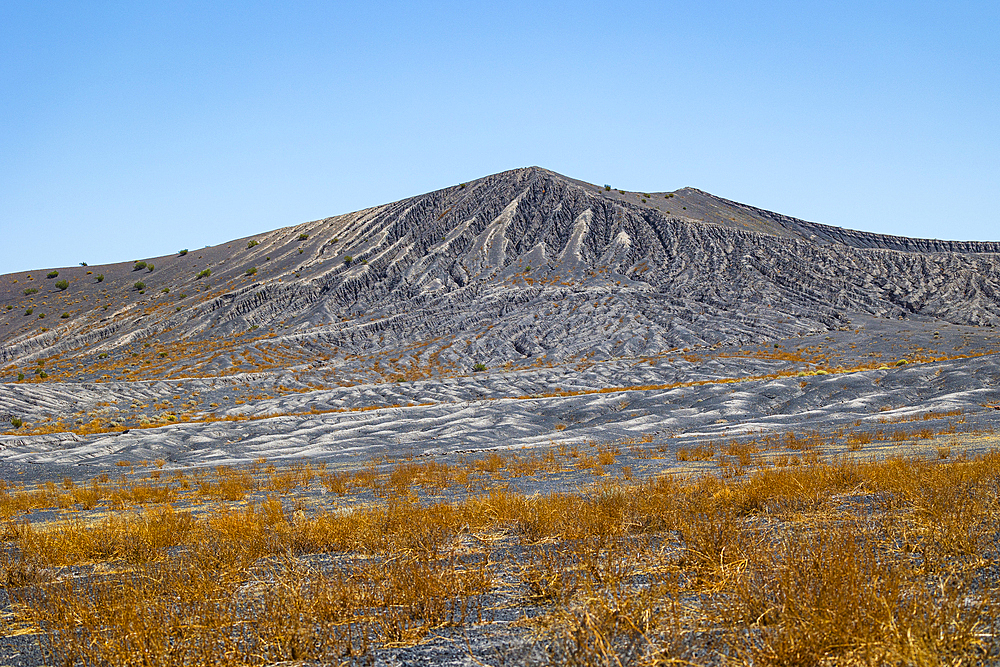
0,449 -> 997,665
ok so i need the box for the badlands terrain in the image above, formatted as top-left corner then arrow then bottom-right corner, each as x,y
1,167 -> 1000,665
2,166 -> 1000,472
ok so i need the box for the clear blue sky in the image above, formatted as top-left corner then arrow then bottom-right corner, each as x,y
3,1 -> 998,273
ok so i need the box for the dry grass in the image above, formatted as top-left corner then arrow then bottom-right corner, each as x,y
0,450 -> 998,665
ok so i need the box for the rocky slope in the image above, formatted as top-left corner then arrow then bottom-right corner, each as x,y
2,167 -> 999,381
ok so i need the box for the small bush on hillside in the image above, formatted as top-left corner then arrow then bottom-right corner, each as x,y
604,184 -> 611,191
179,249 -> 188,256
147,263 -> 154,272
245,267 -> 257,276
343,255 -> 352,266
60,312 -> 69,319
197,269 -> 211,279
46,271 -> 58,278
161,287 -> 169,293
98,353 -> 109,359
96,274 -> 104,283
473,362 -> 487,372
55,280 -> 68,290
133,261 -> 147,271
134,282 -> 145,291
37,313 -> 44,318
25,308 -> 33,315
10,417 -> 22,428
23,287 -> 38,295
80,262 -> 87,266
5,305 -> 11,310
298,233 -> 309,241
247,240 -> 259,249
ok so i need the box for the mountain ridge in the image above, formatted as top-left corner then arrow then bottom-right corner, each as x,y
1,166 -> 999,382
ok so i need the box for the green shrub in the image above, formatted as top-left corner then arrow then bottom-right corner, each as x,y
16,373 -> 24,381
604,184 -> 611,191
473,362 -> 487,372
175,306 -> 181,311
25,307 -> 33,315
197,269 -> 211,279
5,305 -> 11,310
361,259 -> 368,265
247,239 -> 259,249
133,261 -> 147,271
60,312 -> 69,319
80,262 -> 88,266
37,313 -> 44,318
298,233 -> 309,241
96,274 -> 104,283
245,267 -> 257,276
46,270 -> 58,278
298,248 -> 304,254
161,287 -> 170,293
147,263 -> 154,272
178,293 -> 187,298
343,255 -> 352,266
895,359 -> 908,366
134,281 -> 146,291
23,287 -> 38,295
98,353 -> 109,359
332,237 -> 339,243
179,249 -> 188,256
10,417 -> 22,428
38,370 -> 47,378
159,352 -> 167,358
459,183 -> 467,189
55,279 -> 68,290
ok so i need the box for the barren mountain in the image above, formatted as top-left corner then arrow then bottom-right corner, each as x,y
2,167 -> 1000,469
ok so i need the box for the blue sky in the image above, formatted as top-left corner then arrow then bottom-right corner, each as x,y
2,1 -> 998,273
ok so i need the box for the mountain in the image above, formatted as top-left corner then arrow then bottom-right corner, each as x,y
2,167 -> 1000,467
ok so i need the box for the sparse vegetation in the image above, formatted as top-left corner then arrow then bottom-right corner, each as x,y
133,261 -> 147,271
147,263 -> 154,272
23,287 -> 38,295
25,307 -> 33,315
0,452 -> 995,665
46,270 -> 58,278
298,233 -> 309,241
343,255 -> 352,266
247,239 -> 259,249
179,249 -> 189,256
245,267 -> 257,276
10,417 -> 22,428
60,312 -> 69,319
197,269 -> 211,279
473,362 -> 487,372
55,279 -> 68,290
134,281 -> 146,291
96,274 -> 104,282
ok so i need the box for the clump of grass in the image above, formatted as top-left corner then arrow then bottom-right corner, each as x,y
133,261 -> 147,271
246,239 -> 259,249
55,279 -> 68,290
196,269 -> 211,279
46,270 -> 58,278
23,287 -> 38,295
245,267 -> 257,276
95,274 -> 104,282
